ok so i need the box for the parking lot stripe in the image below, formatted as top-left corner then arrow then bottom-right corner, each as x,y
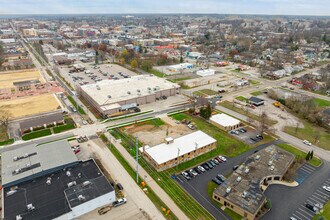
292,213 -> 305,220
298,207 -> 314,218
294,211 -> 309,220
300,167 -> 313,174
316,189 -> 329,197
313,191 -> 328,199
311,194 -> 327,203
302,165 -> 315,172
308,198 -> 321,204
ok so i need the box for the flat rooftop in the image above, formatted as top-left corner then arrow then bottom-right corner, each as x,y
213,145 -> 295,215
1,140 -> 78,187
4,159 -> 114,220
80,75 -> 179,106
210,113 -> 240,127
139,130 -> 216,165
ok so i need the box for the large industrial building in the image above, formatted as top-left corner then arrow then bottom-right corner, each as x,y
139,130 -> 216,171
212,145 -> 294,220
210,113 -> 242,131
78,75 -> 180,117
2,140 -> 116,220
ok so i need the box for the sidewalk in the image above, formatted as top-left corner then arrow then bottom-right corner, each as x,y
104,132 -> 189,220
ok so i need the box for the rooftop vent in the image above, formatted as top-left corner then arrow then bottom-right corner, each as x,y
237,176 -> 242,182
67,181 -> 77,188
83,181 -> 91,187
268,160 -> 273,166
270,165 -> 275,171
96,85 -> 100,90
46,177 -> 51,185
244,168 -> 250,174
27,203 -> 35,211
107,95 -> 112,99
242,191 -> 248,198
78,195 -> 86,201
16,215 -> 22,220
66,171 -> 71,177
148,87 -> 151,90
255,155 -> 260,160
7,190 -> 17,197
127,91 -> 131,95
137,89 -> 141,92
226,187 -> 231,193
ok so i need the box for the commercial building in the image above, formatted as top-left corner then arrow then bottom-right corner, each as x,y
3,159 -> 115,220
196,69 -> 215,77
1,140 -> 78,187
249,96 -> 265,106
139,131 -> 216,171
167,62 -> 193,74
213,145 -> 294,220
78,75 -> 180,117
210,113 -> 242,131
19,112 -> 64,134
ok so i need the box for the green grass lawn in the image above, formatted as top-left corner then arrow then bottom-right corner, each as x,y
142,118 -> 165,127
250,90 -> 263,96
148,69 -> 165,77
249,79 -> 261,85
67,95 -> 86,115
313,98 -> 330,108
235,96 -> 249,102
284,120 -> 330,150
276,143 -> 322,167
168,77 -> 191,82
22,129 -> 52,141
193,89 -> 218,97
53,123 -> 75,134
110,129 -> 214,220
313,200 -> 330,220
0,138 -> 14,146
219,101 -> 278,125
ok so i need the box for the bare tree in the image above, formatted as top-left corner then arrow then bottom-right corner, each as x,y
313,130 -> 321,144
258,111 -> 270,136
0,107 -> 11,128
295,122 -> 300,134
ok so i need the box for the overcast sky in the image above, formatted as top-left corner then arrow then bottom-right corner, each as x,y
0,0 -> 329,16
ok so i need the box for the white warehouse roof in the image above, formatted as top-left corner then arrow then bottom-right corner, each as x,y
139,130 -> 216,165
210,113 -> 240,127
80,75 -> 180,106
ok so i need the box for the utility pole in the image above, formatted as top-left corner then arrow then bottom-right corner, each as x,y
136,135 -> 139,183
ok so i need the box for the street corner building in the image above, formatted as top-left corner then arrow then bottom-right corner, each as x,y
139,130 -> 216,171
212,145 -> 295,220
77,75 -> 180,118
210,113 -> 242,131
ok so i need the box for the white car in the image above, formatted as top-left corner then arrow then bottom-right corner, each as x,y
323,186 -> 330,192
197,165 -> 206,172
303,140 -> 312,146
113,198 -> 127,207
219,156 -> 227,162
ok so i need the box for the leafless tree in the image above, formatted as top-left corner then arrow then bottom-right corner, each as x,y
257,111 -> 270,136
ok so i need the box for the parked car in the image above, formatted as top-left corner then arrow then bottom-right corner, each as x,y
194,167 -> 202,174
256,135 -> 263,140
239,128 -> 247,133
197,165 -> 206,172
218,156 -> 227,162
216,174 -> 226,182
209,160 -> 216,167
181,172 -> 191,180
212,178 -> 222,185
117,183 -> 124,191
214,157 -> 222,163
305,203 -> 318,212
212,159 -> 219,165
202,163 -> 210,170
206,161 -> 214,169
113,198 -> 127,207
250,137 -> 258,142
73,148 -> 80,154
323,185 -> 330,192
189,169 -> 198,176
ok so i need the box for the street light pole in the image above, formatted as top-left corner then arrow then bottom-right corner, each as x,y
136,135 -> 139,183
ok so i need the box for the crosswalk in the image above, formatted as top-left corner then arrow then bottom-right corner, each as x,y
291,178 -> 330,220
295,164 -> 316,184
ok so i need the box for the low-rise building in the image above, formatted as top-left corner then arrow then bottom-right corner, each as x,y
210,113 -> 242,131
196,69 -> 215,77
139,130 -> 216,171
249,96 -> 264,106
213,145 -> 294,220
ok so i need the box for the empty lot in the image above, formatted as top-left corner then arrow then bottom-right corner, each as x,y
0,69 -> 45,88
0,94 -> 60,118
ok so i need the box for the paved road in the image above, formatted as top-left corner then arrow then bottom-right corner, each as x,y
217,105 -> 330,162
86,139 -> 165,220
105,132 -> 190,220
176,140 -> 282,220
263,161 -> 330,220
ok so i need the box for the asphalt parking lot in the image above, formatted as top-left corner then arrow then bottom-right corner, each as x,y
174,140 -> 281,220
228,127 -> 260,145
263,161 -> 330,220
59,62 -> 137,88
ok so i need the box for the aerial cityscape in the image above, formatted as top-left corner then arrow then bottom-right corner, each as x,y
0,1 -> 329,220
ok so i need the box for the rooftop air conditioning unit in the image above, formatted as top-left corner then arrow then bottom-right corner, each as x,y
268,160 -> 273,166
27,203 -> 35,211
67,181 -> 77,188
83,181 -> 91,187
237,176 -> 242,182
242,191 -> 248,198
244,168 -> 250,174
13,156 -> 18,161
66,171 -> 71,177
255,155 -> 260,160
226,187 -> 231,193
7,190 -> 17,196
78,195 -> 86,201
16,215 -> 22,220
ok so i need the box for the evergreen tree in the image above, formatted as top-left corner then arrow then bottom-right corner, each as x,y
310,150 -> 314,159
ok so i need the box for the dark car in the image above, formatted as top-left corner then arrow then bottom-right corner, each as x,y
202,163 -> 210,170
117,183 -> 124,191
206,161 -> 214,169
212,159 -> 219,165
194,167 -> 202,174
214,157 -> 222,163
212,178 -> 222,185
216,174 -> 226,182
209,160 -> 216,167
250,137 -> 258,142
233,165 -> 239,171
256,135 -> 263,140
305,203 -> 318,212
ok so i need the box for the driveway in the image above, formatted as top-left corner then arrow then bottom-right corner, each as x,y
262,161 -> 330,220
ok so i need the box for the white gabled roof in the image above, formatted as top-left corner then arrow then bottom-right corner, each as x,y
139,130 -> 216,165
210,113 -> 240,127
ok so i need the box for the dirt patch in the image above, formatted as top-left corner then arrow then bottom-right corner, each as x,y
126,121 -> 192,146
0,93 -> 60,119
0,69 -> 45,88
